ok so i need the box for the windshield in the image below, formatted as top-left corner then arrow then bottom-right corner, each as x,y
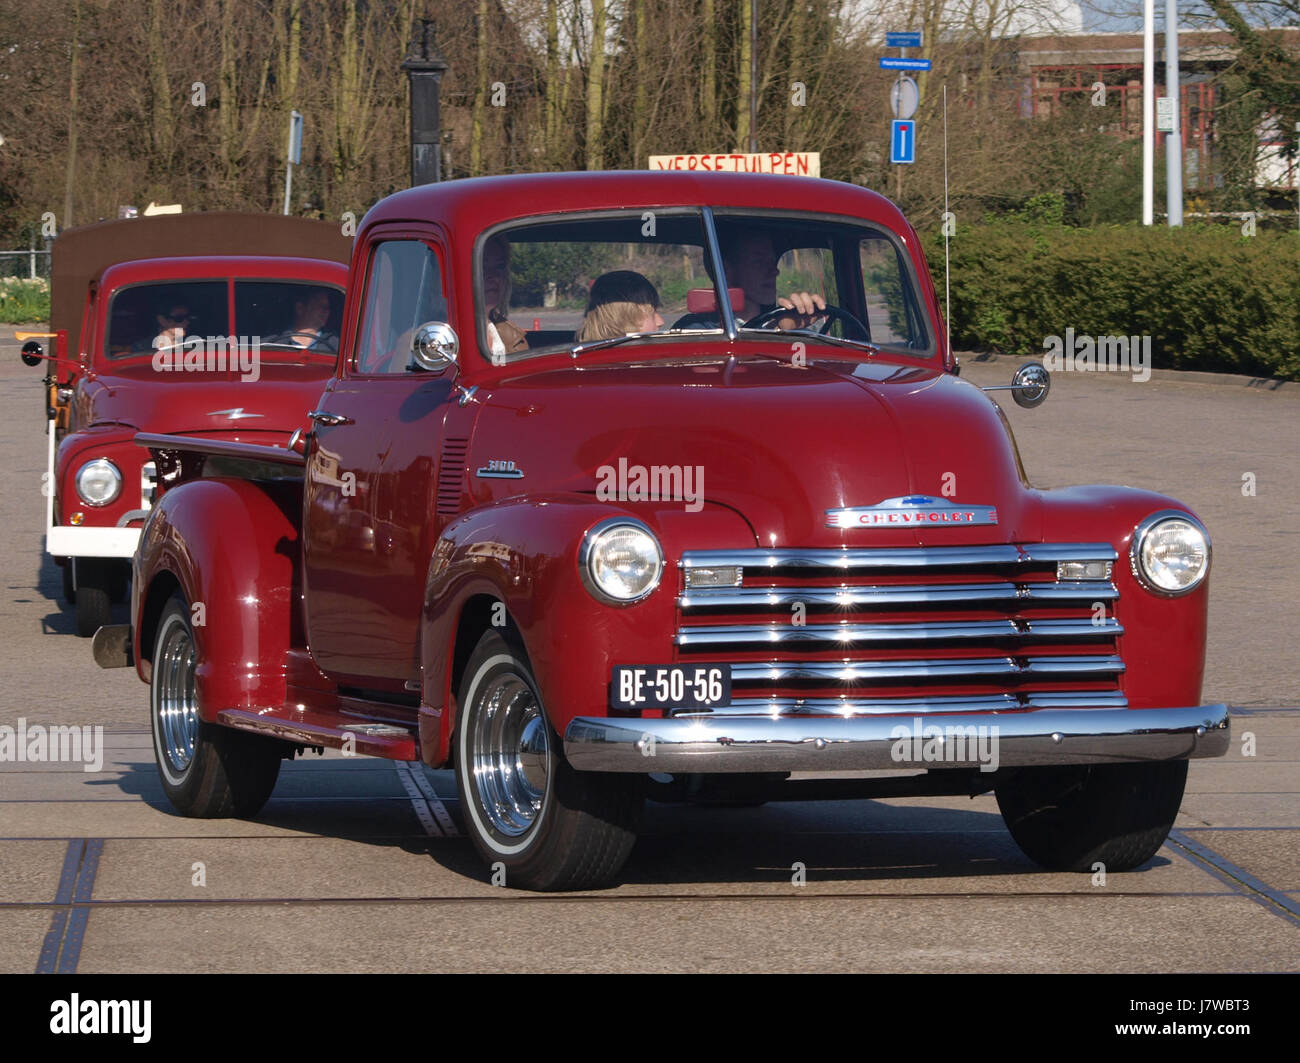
235,281 -> 344,355
105,279 -> 344,360
477,208 -> 933,362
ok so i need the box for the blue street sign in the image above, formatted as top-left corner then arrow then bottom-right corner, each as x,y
886,32 -> 922,48
880,57 -> 932,71
891,120 -> 915,164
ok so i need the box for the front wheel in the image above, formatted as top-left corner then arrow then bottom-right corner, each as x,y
454,629 -> 642,891
150,594 -> 283,817
73,559 -> 112,637
996,759 -> 1189,872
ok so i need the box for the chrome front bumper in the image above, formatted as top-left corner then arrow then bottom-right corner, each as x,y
563,704 -> 1230,773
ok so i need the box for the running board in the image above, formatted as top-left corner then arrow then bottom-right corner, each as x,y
217,708 -> 419,760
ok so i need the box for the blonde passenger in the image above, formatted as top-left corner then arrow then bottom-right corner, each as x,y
575,271 -> 664,343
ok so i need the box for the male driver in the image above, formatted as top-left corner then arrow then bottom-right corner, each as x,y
267,288 -> 338,352
721,230 -> 826,327
698,228 -> 825,330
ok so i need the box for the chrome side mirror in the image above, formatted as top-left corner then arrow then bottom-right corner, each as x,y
981,361 -> 1050,409
1011,362 -> 1050,408
411,321 -> 459,373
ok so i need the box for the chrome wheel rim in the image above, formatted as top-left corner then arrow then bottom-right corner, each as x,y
471,672 -> 549,838
155,619 -> 198,775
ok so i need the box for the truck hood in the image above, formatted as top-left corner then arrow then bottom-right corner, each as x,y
469,353 -> 1043,549
79,361 -> 330,435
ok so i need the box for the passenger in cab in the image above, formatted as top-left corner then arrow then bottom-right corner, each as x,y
576,271 -> 664,343
483,234 -> 529,359
149,301 -> 192,351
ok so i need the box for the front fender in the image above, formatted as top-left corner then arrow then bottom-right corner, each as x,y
1038,484 -> 1209,708
55,427 -> 150,529
132,477 -> 301,721
419,492 -> 756,767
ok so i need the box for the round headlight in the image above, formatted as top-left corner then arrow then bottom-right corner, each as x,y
75,458 -> 122,507
1131,512 -> 1210,595
581,519 -> 664,603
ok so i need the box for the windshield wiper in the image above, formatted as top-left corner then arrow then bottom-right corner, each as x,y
736,326 -> 880,356
568,333 -> 644,358
569,328 -> 727,358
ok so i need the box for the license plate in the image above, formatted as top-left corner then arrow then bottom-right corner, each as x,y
611,664 -> 731,711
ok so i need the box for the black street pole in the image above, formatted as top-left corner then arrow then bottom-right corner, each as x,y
749,0 -> 758,154
402,19 -> 449,187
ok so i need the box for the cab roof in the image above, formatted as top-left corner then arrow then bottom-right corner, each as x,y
52,213 -> 352,356
360,171 -> 911,239
98,256 -> 347,290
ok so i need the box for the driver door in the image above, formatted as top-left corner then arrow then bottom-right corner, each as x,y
303,230 -> 464,688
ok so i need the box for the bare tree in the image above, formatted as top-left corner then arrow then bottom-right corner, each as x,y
586,0 -> 609,168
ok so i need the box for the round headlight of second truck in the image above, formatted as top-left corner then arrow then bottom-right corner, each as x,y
76,458 -> 123,507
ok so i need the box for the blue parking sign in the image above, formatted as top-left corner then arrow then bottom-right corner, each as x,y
891,120 -> 915,164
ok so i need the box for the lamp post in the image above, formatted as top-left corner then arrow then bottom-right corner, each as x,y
1143,0 -> 1154,225
1166,0 -> 1183,226
402,19 -> 449,187
282,110 -> 302,216
748,0 -> 758,154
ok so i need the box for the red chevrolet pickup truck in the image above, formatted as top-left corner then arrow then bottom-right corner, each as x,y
20,213 -> 349,635
109,172 -> 1228,890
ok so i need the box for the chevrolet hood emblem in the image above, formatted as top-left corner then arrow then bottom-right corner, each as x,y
827,495 -> 998,528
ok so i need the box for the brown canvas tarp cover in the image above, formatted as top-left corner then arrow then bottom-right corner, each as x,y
50,213 -> 353,356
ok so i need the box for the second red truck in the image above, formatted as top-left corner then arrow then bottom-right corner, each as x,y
21,213 -> 348,635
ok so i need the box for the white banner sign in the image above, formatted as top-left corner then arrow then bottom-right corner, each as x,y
649,152 -> 821,177
1156,97 -> 1176,133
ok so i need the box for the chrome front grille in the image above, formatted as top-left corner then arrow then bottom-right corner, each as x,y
680,580 -> 1119,610
142,461 -> 158,509
677,617 -> 1122,647
675,543 -> 1124,717
726,656 -> 1125,682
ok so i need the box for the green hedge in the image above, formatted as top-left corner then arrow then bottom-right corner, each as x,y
924,222 -> 1300,381
0,278 -> 49,325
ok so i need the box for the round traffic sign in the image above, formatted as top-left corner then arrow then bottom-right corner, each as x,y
890,76 -> 919,120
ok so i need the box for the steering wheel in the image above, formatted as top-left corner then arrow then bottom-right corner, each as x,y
745,303 -> 871,341
669,311 -> 720,330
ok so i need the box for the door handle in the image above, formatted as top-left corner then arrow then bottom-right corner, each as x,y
308,410 -> 353,426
